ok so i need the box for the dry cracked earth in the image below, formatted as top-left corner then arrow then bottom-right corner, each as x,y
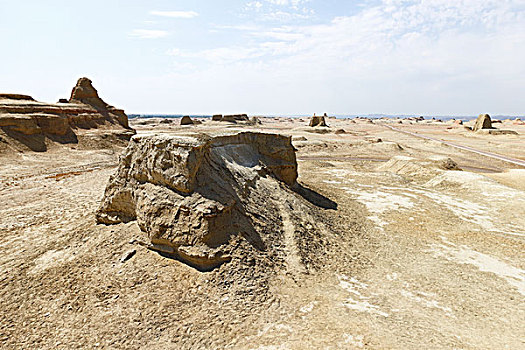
1,117 -> 524,349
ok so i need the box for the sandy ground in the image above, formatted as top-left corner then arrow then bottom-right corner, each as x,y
1,117 -> 524,349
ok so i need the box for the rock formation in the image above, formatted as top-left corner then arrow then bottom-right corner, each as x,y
221,114 -> 250,123
212,115 -> 223,121
309,114 -> 327,127
69,77 -> 130,129
180,116 -> 194,125
473,114 -> 492,131
0,78 -> 134,151
96,132 -> 302,271
0,94 -> 34,101
250,116 -> 262,125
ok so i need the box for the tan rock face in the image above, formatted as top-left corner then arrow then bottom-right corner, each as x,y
221,114 -> 249,123
0,94 -> 35,101
0,77 -> 134,151
473,114 -> 492,131
309,115 -> 327,127
96,132 -> 299,270
70,77 -> 130,129
180,116 -> 194,125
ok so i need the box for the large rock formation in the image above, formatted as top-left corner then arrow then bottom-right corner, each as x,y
69,77 -> 130,129
473,114 -> 492,131
96,132 -> 301,270
0,78 -> 134,151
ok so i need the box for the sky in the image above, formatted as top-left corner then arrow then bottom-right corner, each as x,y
1,0 -> 524,115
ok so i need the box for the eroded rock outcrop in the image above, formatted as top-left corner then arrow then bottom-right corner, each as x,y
96,132 -> 301,270
221,114 -> 250,123
180,116 -> 194,125
473,114 -> 492,131
0,78 -> 134,151
309,115 -> 327,127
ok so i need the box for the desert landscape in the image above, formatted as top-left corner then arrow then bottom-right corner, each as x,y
0,79 -> 524,349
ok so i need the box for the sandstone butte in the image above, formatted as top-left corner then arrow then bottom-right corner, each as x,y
309,114 -> 328,127
96,131 -> 312,271
0,77 -> 134,152
472,113 -> 493,131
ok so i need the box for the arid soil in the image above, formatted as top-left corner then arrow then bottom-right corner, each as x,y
1,117 -> 524,349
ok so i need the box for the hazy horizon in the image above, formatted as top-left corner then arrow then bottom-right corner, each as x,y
1,0 -> 524,116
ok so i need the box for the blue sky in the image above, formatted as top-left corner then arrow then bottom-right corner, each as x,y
1,0 -> 524,115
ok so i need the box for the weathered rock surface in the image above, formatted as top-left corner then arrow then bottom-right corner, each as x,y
473,114 -> 493,131
309,115 -> 327,127
96,132 -> 302,270
221,114 -> 250,123
0,94 -> 34,101
477,129 -> 518,135
180,116 -> 194,125
69,77 -> 130,129
0,78 -> 134,151
250,116 -> 262,125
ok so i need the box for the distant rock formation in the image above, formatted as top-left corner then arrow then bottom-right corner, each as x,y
180,116 -> 194,125
212,114 -> 222,121
477,129 -> 518,135
250,116 -> 262,125
69,77 -> 130,129
309,114 -> 327,127
473,114 -> 492,131
0,77 -> 134,152
0,94 -> 34,101
96,132 -> 301,270
222,114 -> 249,123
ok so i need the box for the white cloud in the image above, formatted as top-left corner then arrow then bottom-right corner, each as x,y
246,1 -> 263,10
244,0 -> 314,21
164,0 -> 525,114
215,24 -> 261,31
130,29 -> 168,39
150,10 -> 199,18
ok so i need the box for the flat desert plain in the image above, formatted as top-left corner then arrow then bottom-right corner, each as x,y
1,116 -> 524,349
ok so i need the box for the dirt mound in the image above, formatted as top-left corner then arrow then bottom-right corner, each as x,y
96,131 -> 332,272
0,77 -> 134,152
377,155 -> 461,180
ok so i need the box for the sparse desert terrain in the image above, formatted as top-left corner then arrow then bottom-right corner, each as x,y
1,114 -> 524,349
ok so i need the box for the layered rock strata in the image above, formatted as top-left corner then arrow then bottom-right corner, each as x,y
0,78 -> 134,151
96,132 -> 300,270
